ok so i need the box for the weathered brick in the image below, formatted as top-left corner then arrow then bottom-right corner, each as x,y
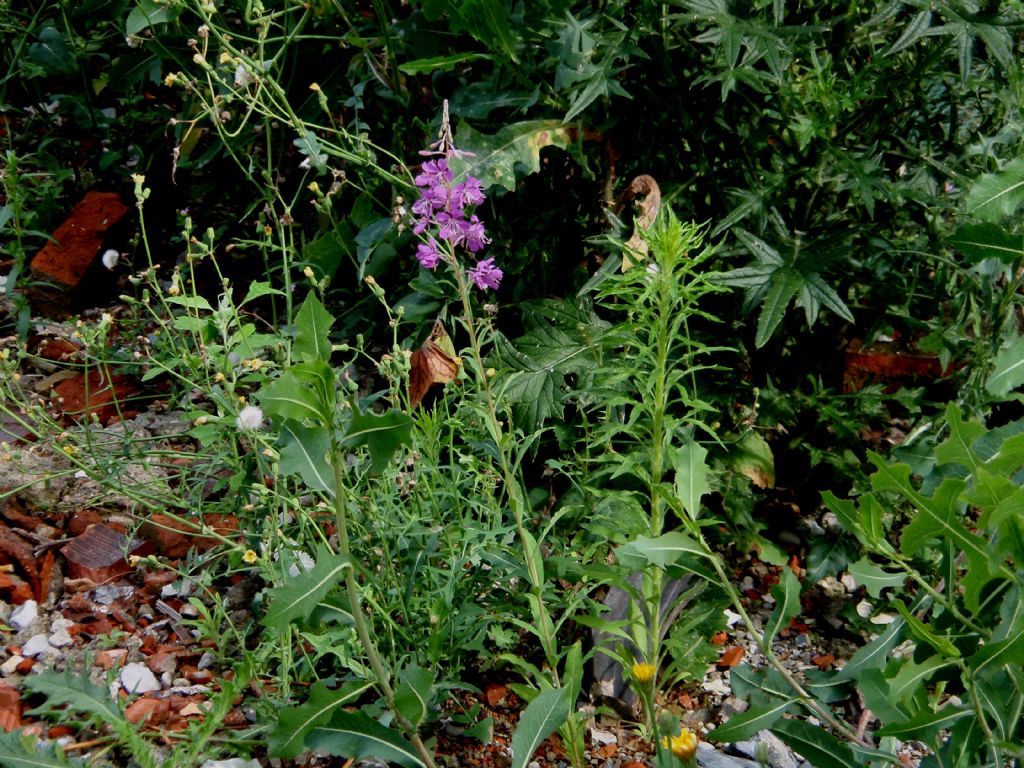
29,191 -> 129,315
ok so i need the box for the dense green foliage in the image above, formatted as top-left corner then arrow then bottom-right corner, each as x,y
2,1 -> 1024,766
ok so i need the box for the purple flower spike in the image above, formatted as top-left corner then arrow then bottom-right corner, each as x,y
416,237 -> 442,269
468,257 -> 503,291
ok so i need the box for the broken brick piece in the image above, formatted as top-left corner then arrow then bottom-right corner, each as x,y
51,370 -> 142,424
28,191 -> 129,316
60,523 -> 150,583
0,685 -> 21,732
124,696 -> 170,726
140,514 -> 239,558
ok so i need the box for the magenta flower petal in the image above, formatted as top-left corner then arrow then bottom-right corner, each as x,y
468,257 -> 502,291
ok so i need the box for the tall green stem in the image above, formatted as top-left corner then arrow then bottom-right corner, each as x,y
331,452 -> 437,768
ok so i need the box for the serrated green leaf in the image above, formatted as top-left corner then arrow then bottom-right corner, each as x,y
510,688 -> 570,768
707,700 -> 794,742
729,664 -> 793,706
837,619 -> 904,680
734,228 -> 784,266
308,710 -> 425,767
755,268 -> 803,347
449,121 -> 573,192
887,656 -> 955,705
875,705 -> 971,738
294,294 -> 335,363
0,730 -> 79,767
262,547 -> 349,629
278,421 -> 332,493
772,718 -> 860,768
491,299 -> 606,429
340,407 -> 413,473
763,567 -> 801,643
22,668 -> 120,722
847,557 -> 905,598
986,335 -> 1024,398
268,680 -> 374,758
948,222 -> 1023,265
294,131 -> 328,174
887,10 -> 932,55
891,600 -> 960,658
241,281 -> 286,304
965,157 -> 1024,223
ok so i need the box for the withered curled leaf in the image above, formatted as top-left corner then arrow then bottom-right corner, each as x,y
409,320 -> 461,408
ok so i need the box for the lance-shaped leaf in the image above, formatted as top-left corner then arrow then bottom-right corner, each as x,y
672,442 -> 709,519
875,705 -> 972,739
510,688 -> 570,768
772,718 -> 860,768
259,361 -> 335,424
268,680 -> 374,758
615,531 -> 712,572
763,567 -> 801,643
278,421 -> 332,493
340,406 -> 413,473
308,710 -> 425,767
394,664 -> 434,729
706,699 -> 794,742
262,547 -> 349,629
294,293 -> 335,363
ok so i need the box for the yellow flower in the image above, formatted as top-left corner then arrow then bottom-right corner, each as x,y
662,729 -> 698,761
164,73 -> 178,86
631,661 -> 657,685
242,549 -> 259,564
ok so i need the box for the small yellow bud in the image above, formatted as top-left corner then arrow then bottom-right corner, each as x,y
631,661 -> 657,685
263,225 -> 273,236
308,181 -> 320,194
662,729 -> 698,761
242,549 -> 259,564
486,367 -> 496,378
309,82 -> 321,92
164,73 -> 178,86
213,372 -> 226,383
219,51 -> 232,64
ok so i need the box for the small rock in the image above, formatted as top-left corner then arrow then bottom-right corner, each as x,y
698,741 -> 761,768
794,633 -> 809,648
197,652 -> 216,670
590,727 -> 617,746
1,656 -> 25,676
22,634 -> 53,658
10,601 -> 38,630
199,757 -> 262,768
93,584 -> 134,606
120,662 -> 161,694
48,628 -> 73,648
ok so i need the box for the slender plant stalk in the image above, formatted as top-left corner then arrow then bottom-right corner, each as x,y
331,451 -> 437,768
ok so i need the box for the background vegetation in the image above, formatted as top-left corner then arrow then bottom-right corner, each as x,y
2,1 -> 1024,766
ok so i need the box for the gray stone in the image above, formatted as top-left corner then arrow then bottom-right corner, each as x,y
10,600 -> 37,630
120,662 -> 160,693
22,634 -> 53,658
697,742 -> 762,768
732,730 -> 799,768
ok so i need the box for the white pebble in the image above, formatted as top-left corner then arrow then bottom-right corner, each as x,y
1,656 -> 24,675
120,662 -> 161,693
48,628 -> 73,648
22,634 -> 53,658
10,601 -> 38,630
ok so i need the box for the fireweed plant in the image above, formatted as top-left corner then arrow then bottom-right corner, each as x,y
402,106 -> 593,768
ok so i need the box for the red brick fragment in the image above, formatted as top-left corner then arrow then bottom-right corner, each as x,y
51,370 -> 141,424
140,514 -> 239,558
95,649 -> 128,670
60,523 -> 151,582
0,685 -> 21,732
29,191 -> 128,294
124,696 -> 170,725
